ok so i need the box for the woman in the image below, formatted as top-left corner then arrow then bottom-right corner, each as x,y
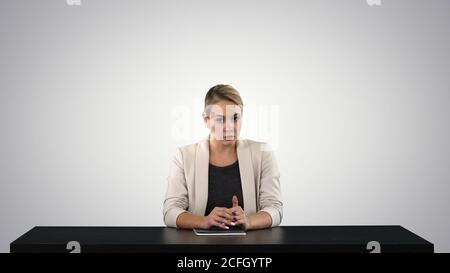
163,84 -> 283,230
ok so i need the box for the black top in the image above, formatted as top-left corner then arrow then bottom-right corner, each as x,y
204,160 -> 244,216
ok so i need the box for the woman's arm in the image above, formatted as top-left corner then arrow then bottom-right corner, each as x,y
163,148 -> 190,227
176,212 -> 205,229
164,147 -> 235,230
177,208 -> 234,229
248,211 -> 272,230
258,148 -> 283,227
231,146 -> 283,230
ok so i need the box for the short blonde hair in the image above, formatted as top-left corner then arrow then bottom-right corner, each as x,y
204,84 -> 243,115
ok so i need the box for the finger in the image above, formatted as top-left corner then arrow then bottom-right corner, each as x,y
224,208 -> 234,216
230,206 -> 243,216
216,207 -> 234,218
232,195 -> 239,208
213,207 -> 226,213
232,214 -> 245,223
217,207 -> 233,216
212,217 -> 228,228
211,219 -> 229,229
231,212 -> 241,221
215,211 -> 233,220
235,219 -> 247,226
214,215 -> 232,226
215,215 -> 232,225
230,206 -> 242,212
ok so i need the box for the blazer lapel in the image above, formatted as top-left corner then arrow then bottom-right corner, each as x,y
194,138 -> 210,216
237,139 -> 257,214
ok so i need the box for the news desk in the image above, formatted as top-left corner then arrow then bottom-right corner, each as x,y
10,225 -> 433,253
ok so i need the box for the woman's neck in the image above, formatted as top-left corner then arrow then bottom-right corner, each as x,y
209,138 -> 236,154
208,137 -> 237,166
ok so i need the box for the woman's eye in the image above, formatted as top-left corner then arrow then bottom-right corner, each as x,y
215,118 -> 224,123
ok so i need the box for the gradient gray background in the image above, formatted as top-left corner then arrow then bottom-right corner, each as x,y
1,0 -> 449,252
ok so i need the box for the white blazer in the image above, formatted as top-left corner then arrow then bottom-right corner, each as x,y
163,138 -> 283,228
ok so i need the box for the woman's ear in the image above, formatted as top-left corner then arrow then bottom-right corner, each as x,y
202,112 -> 210,128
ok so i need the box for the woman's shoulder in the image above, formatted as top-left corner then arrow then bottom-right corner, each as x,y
176,139 -> 208,155
239,139 -> 274,153
175,138 -> 274,155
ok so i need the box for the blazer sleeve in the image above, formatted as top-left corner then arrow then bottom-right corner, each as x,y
258,149 -> 284,227
163,147 -> 189,228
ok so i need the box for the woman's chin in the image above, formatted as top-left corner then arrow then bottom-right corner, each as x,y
211,135 -> 238,142
222,137 -> 236,142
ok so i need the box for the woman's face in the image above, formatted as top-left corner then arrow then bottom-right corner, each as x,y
204,100 -> 242,144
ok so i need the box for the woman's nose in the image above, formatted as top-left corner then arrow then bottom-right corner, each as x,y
224,123 -> 234,132
223,119 -> 234,129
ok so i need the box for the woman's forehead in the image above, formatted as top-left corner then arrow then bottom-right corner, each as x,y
209,104 -> 242,115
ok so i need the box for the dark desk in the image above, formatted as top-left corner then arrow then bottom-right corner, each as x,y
10,225 -> 433,253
